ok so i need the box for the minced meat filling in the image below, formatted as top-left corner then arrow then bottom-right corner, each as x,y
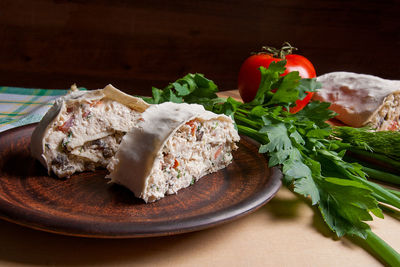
45,132 -> 125,178
369,93 -> 400,131
142,118 -> 238,202
43,98 -> 141,178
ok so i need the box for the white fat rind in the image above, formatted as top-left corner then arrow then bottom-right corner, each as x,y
30,84 -> 149,178
313,72 -> 400,130
107,102 -> 240,203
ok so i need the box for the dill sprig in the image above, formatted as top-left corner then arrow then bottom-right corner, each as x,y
333,126 -> 400,160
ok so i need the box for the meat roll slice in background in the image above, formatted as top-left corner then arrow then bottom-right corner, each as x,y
313,72 -> 400,131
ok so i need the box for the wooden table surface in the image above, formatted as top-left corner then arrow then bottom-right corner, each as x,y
0,90 -> 398,266
0,184 -> 397,266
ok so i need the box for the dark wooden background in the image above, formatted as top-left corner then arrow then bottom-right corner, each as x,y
0,0 -> 399,96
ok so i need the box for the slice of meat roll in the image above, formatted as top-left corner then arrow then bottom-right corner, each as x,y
313,72 -> 400,131
107,102 -> 240,203
30,84 -> 149,178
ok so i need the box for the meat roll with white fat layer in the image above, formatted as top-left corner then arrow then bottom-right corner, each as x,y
31,84 -> 149,178
107,102 -> 240,203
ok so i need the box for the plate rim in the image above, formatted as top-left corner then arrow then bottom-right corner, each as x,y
0,123 -> 282,238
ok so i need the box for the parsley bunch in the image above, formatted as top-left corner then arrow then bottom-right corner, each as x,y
142,61 -> 400,266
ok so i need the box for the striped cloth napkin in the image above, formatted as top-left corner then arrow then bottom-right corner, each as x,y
0,86 -> 69,133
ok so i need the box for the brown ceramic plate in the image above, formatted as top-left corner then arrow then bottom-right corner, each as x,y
0,123 -> 282,238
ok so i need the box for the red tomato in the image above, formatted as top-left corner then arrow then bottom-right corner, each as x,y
238,45 -> 316,113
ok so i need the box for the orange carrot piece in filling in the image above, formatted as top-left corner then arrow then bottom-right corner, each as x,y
173,159 -> 179,169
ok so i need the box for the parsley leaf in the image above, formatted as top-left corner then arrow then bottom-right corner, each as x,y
249,61 -> 285,105
297,78 -> 322,99
295,101 -> 336,128
267,71 -> 301,109
259,123 -> 292,152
